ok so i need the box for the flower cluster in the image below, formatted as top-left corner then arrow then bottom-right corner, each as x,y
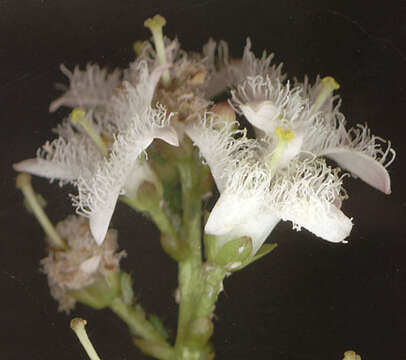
14,16 -> 394,256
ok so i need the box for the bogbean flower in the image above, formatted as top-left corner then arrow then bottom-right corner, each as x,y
186,114 -> 352,253
232,75 -> 395,194
14,60 -> 179,244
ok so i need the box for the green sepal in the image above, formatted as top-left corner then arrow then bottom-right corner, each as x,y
68,270 -> 121,309
205,235 -> 253,269
120,272 -> 134,306
234,243 -> 278,271
148,314 -> 169,340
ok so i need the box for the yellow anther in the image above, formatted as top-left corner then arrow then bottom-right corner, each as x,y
275,127 -> 296,142
133,40 -> 145,56
321,76 -> 340,90
312,76 -> 340,114
144,14 -> 166,30
71,108 -> 87,124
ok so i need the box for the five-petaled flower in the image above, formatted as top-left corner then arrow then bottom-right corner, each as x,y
14,60 -> 179,244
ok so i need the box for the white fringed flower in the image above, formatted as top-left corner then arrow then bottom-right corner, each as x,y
186,114 -> 352,253
13,113 -> 104,185
232,75 -> 395,194
49,64 -> 122,112
73,103 -> 177,244
14,60 -> 179,245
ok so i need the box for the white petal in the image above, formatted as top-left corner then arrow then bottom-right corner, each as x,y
80,255 -> 101,274
205,192 -> 280,254
323,148 -> 392,194
49,64 -> 121,112
89,188 -> 120,245
279,199 -> 352,243
240,100 -> 280,134
13,158 -> 76,181
153,126 -> 179,147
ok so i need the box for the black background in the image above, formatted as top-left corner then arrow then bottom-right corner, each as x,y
1,1 -> 405,359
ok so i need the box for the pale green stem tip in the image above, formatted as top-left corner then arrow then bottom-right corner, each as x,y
71,108 -> 108,157
70,318 -> 101,360
16,173 -> 67,250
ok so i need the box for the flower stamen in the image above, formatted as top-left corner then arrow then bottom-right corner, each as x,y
71,108 -> 108,157
312,76 -> 340,114
144,14 -> 171,87
266,127 -> 296,171
70,318 -> 101,360
16,173 -> 68,250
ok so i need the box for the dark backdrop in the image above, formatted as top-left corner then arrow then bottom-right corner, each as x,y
1,1 -> 405,359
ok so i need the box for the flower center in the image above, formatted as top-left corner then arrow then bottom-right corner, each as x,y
265,127 -> 296,172
312,76 -> 340,114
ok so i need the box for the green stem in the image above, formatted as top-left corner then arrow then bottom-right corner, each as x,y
109,297 -> 170,344
177,161 -> 202,259
195,265 -> 226,319
175,259 -> 203,347
120,196 -> 177,239
16,173 -> 67,250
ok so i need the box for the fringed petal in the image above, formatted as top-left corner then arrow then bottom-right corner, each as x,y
152,126 -> 179,147
50,64 -> 121,112
185,113 -> 257,192
267,158 -> 351,242
13,158 -> 76,182
308,121 -> 395,194
279,198 -> 352,243
231,76 -> 306,137
324,149 -> 392,194
205,192 -> 280,254
89,188 -> 121,245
